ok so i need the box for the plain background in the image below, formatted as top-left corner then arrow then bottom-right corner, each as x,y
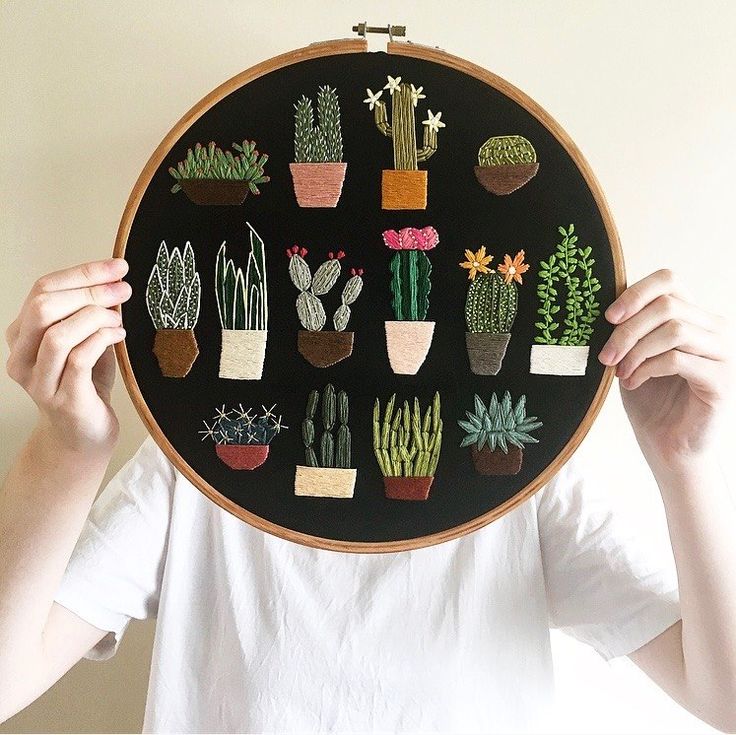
1,1 -> 734,732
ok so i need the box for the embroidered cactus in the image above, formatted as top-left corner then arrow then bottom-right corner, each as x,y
199,404 -> 286,446
294,86 -> 343,163
478,136 -> 536,167
286,247 -> 364,331
365,76 -> 444,171
146,241 -> 201,330
302,384 -> 351,469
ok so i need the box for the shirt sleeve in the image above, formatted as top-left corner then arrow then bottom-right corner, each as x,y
536,449 -> 682,661
53,436 -> 175,661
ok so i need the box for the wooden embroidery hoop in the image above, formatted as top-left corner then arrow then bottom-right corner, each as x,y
113,36 -> 626,553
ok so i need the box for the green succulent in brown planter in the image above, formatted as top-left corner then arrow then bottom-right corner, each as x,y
458,392 -> 543,476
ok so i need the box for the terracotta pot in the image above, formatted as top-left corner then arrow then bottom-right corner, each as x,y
385,321 -> 435,375
152,328 -> 199,377
179,179 -> 252,205
383,476 -> 434,501
381,169 -> 428,210
294,466 -> 356,498
219,329 -> 267,380
465,332 -> 511,375
471,445 -> 523,475
529,344 -> 590,376
473,163 -> 539,195
289,162 -> 347,207
297,330 -> 354,368
215,444 -> 269,470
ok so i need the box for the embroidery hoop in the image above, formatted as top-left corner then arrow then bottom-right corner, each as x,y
113,36 -> 626,553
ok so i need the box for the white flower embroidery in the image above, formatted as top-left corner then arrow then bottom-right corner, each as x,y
383,75 -> 402,94
363,88 -> 383,110
422,109 -> 446,133
410,84 -> 426,107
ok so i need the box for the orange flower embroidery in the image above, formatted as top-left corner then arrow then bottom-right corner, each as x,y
497,250 -> 529,285
459,246 -> 494,281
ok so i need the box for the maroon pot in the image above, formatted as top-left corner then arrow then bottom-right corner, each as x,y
383,476 -> 434,501
471,445 -> 523,475
215,444 -> 269,470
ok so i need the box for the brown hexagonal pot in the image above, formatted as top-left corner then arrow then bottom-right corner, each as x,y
474,163 -> 539,195
179,179 -> 252,205
298,330 -> 354,368
152,329 -> 199,377
471,445 -> 523,475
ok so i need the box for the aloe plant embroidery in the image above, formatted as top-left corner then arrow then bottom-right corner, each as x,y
530,224 -> 602,376
461,248 -> 529,375
200,404 -> 286,470
294,384 -> 356,498
146,241 -> 201,378
216,222 -> 268,380
458,392 -> 543,475
364,76 -> 444,210
286,247 -> 364,368
169,140 -> 270,205
382,226 -> 437,375
290,85 -> 346,207
474,135 -> 539,195
373,392 -> 442,501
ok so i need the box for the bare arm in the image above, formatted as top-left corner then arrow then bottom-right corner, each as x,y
599,270 -> 736,731
0,258 -> 131,722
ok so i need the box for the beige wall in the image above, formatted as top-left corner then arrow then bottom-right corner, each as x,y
1,1 -> 734,733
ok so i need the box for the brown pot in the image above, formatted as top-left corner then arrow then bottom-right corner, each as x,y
289,162 -> 347,207
471,445 -> 523,475
381,169 -> 428,210
179,179 -> 252,205
152,329 -> 199,377
215,444 -> 269,470
473,163 -> 539,195
298,330 -> 354,368
383,476 -> 434,501
465,332 -> 511,375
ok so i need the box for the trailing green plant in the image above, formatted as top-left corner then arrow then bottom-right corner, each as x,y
535,224 -> 601,346
302,384 -> 351,469
146,241 -> 201,329
286,247 -> 364,331
293,86 -> 343,163
215,223 -> 268,331
458,392 -> 542,453
477,135 -> 536,167
199,404 -> 286,446
169,140 -> 270,193
373,393 -> 442,477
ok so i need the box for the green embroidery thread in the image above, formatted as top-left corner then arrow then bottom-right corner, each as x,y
477,136 -> 536,167
146,241 -> 201,330
293,86 -> 343,164
302,384 -> 352,469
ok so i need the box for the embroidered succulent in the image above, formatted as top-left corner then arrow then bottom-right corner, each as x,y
199,404 -> 287,446
286,247 -> 364,332
458,392 -> 542,453
169,141 -> 270,194
146,241 -> 201,330
293,86 -> 343,163
477,135 -> 537,167
302,384 -> 351,469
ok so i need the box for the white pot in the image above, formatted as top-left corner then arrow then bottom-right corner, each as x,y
294,466 -> 356,498
219,329 -> 267,380
385,321 -> 435,375
530,344 -> 590,376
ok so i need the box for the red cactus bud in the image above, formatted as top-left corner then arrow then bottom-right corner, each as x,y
285,248 -> 292,258
328,251 -> 334,259
350,268 -> 355,276
358,268 -> 364,276
337,250 -> 346,260
300,247 -> 307,258
291,245 -> 299,254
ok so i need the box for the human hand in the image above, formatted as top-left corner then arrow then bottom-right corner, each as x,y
5,258 -> 131,454
598,269 -> 732,472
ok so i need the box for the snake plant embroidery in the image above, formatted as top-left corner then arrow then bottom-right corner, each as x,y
373,392 -> 442,501
294,384 -> 356,498
365,76 -> 444,210
216,222 -> 268,380
290,85 -> 346,207
200,403 -> 287,470
458,392 -> 542,475
146,241 -> 201,378
169,140 -> 270,205
530,224 -> 601,376
286,247 -> 364,368
474,135 -> 539,195
461,248 -> 528,375
382,226 -> 437,374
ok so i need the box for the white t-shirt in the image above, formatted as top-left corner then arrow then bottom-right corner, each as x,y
54,436 -> 681,734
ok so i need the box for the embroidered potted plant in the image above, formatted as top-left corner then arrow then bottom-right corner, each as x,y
146,240 -> 201,378
168,140 -> 270,205
200,404 -> 287,470
461,248 -> 529,375
364,76 -> 444,210
373,392 -> 442,501
286,246 -> 364,368
290,86 -> 346,207
474,135 -> 539,195
458,392 -> 542,475
530,224 -> 601,376
294,384 -> 356,498
216,223 -> 268,380
382,226 -> 437,374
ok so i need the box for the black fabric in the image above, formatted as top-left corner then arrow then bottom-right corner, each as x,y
121,50 -> 617,545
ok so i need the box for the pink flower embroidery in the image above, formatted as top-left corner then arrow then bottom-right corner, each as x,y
382,226 -> 439,251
